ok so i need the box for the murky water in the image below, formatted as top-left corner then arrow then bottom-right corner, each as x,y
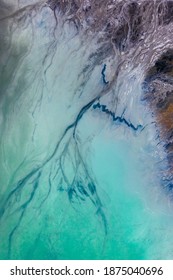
1,1 -> 173,259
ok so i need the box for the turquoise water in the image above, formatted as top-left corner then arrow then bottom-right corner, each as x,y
0,4 -> 173,260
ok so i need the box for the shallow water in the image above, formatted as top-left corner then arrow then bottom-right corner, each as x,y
1,2 -> 173,260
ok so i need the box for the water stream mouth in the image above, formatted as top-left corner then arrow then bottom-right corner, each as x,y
1,0 -> 173,260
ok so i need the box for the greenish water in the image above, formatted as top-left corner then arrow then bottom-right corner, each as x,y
0,4 -> 173,260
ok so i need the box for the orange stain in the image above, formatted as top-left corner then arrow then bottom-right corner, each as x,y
157,102 -> 173,132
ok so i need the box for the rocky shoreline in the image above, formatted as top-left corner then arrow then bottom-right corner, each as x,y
143,50 -> 173,183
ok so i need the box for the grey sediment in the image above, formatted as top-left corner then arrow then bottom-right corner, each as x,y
47,0 -> 173,186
